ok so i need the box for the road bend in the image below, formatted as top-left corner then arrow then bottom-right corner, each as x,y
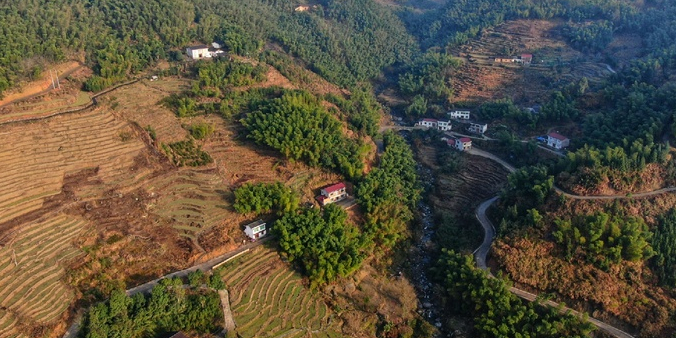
470,147 -> 636,338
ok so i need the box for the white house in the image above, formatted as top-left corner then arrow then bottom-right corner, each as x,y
417,118 -> 451,131
448,110 -> 471,119
186,45 -> 211,60
468,123 -> 488,134
547,132 -> 570,149
437,119 -> 452,131
447,138 -> 472,151
316,182 -> 348,206
244,220 -> 267,241
417,118 -> 438,128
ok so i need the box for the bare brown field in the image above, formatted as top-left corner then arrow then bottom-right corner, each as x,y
448,19 -> 614,105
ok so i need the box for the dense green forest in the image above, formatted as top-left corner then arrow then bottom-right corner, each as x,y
435,250 -> 595,337
233,182 -> 299,216
242,91 -> 366,179
0,0 -> 415,95
274,204 -> 364,288
81,278 -> 224,338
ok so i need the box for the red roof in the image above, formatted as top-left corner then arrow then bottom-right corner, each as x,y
315,195 -> 326,204
323,182 -> 346,194
459,137 -> 472,143
447,139 -> 456,146
521,53 -> 533,58
548,132 -> 568,141
422,118 -> 438,123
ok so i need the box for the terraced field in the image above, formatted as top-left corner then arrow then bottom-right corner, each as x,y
423,146 -> 509,212
0,108 -> 147,228
0,214 -> 85,338
149,168 -> 232,250
220,247 -> 345,338
447,19 -> 612,104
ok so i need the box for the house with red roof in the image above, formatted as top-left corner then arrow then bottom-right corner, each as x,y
447,137 -> 472,151
316,182 -> 348,206
547,132 -> 570,149
521,53 -> 533,64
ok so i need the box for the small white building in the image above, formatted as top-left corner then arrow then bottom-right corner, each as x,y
316,182 -> 348,206
547,132 -> 570,149
468,123 -> 488,134
186,45 -> 211,60
447,138 -> 472,151
244,220 -> 267,241
448,110 -> 471,119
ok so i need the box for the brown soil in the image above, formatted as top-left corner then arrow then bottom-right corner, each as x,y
0,61 -> 82,107
448,19 -> 614,105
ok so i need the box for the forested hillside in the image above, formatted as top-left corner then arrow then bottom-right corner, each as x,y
0,0 -> 416,95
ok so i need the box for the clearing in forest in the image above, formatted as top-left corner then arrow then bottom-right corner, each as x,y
448,19 -> 614,105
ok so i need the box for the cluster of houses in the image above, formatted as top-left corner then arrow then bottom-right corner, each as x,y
185,43 -> 226,60
415,109 -> 488,137
242,182 -> 349,241
494,54 -> 533,65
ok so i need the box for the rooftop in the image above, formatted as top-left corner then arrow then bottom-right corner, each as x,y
323,182 -> 346,194
548,132 -> 568,141
245,219 -> 266,229
188,44 -> 209,50
459,137 -> 472,143
422,118 -> 438,122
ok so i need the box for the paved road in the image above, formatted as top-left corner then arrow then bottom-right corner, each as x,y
469,148 -> 641,338
473,196 -> 498,270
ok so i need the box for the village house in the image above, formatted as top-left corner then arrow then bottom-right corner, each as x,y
547,132 -> 570,149
416,118 -> 452,131
186,45 -> 210,60
520,53 -> 533,64
437,119 -> 452,131
447,138 -> 472,151
316,182 -> 348,206
448,110 -> 471,119
244,220 -> 267,241
468,123 -> 488,134
295,5 -> 310,11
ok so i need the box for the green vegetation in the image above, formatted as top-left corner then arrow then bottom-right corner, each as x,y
189,122 -> 214,140
162,139 -> 213,167
233,182 -> 299,216
652,209 -> 676,287
502,166 -> 554,210
356,132 -> 421,250
325,86 -> 382,137
192,58 -> 267,97
242,91 -> 365,179
553,212 -> 655,268
435,249 -> 595,337
80,279 -> 223,338
274,205 -> 364,288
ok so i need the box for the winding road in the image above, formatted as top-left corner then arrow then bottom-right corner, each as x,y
467,147 -> 676,338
